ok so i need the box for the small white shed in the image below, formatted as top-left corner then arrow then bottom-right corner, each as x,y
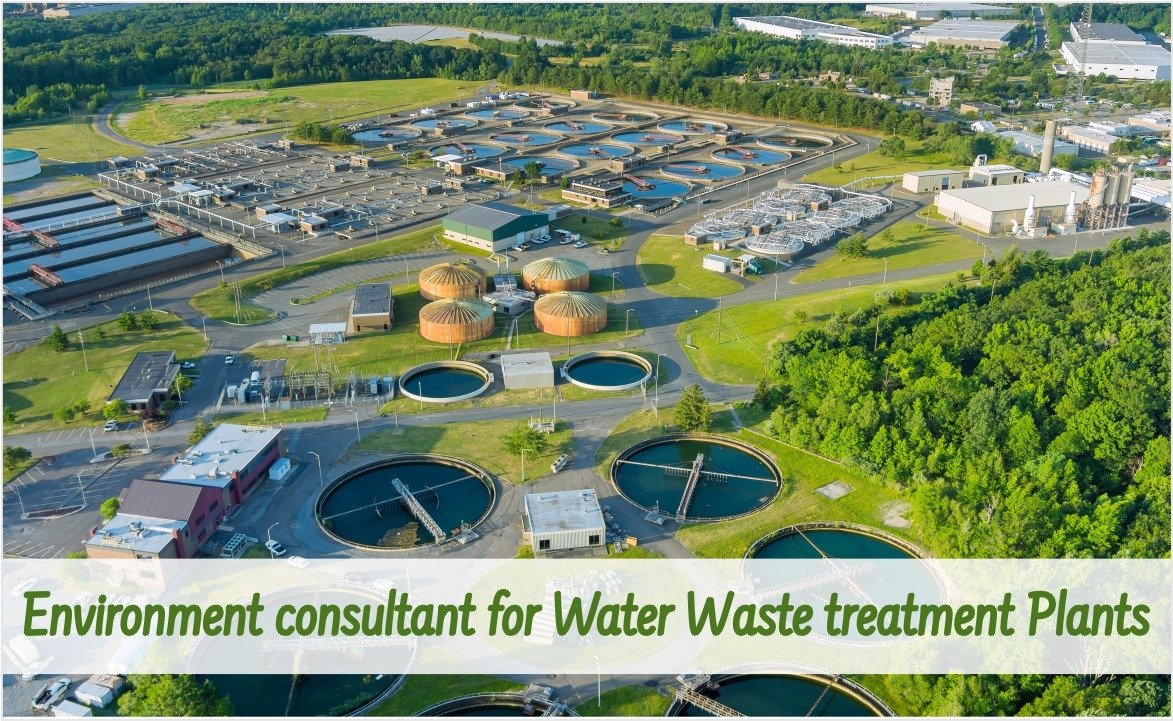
309,322 -> 347,345
500,352 -> 555,390
702,254 -> 732,273
523,489 -> 606,552
268,457 -> 292,481
52,700 -> 93,718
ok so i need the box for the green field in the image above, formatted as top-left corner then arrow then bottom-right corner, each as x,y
120,78 -> 483,144
368,676 -> 524,716
3,166 -> 103,206
576,685 -> 671,716
636,234 -> 746,298
803,140 -> 964,186
794,222 -> 984,283
675,274 -> 957,385
3,312 -> 208,434
355,419 -> 573,485
552,213 -> 630,249
3,116 -> 138,163
190,226 -> 443,324
213,406 -> 328,425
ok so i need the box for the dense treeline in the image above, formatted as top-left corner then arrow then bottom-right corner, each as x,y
1051,2 -> 1171,36
3,82 -> 109,123
885,674 -> 1169,717
759,232 -> 1170,560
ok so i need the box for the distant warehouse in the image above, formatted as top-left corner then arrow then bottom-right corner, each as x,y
1060,42 -> 1171,81
865,4 -> 1014,20
908,19 -> 1022,49
442,202 -> 551,253
733,16 -> 894,49
935,181 -> 1090,234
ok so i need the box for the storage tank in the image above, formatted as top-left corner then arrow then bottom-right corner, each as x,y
1117,165 -> 1134,204
1039,120 -> 1058,175
1088,168 -> 1107,208
418,298 -> 496,343
521,256 -> 590,293
533,291 -> 608,337
1104,171 -> 1120,208
418,262 -> 487,300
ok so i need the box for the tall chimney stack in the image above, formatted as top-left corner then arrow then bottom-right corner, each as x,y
1040,119 -> 1058,175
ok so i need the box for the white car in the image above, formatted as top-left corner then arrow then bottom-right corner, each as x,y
559,236 -> 574,245
286,556 -> 309,569
225,355 -> 235,365
181,361 -> 197,370
103,420 -> 119,432
265,540 -> 287,557
11,578 -> 38,597
574,241 -> 588,249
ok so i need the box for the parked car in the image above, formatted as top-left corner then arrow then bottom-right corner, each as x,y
32,678 -> 70,711
559,236 -> 574,245
225,355 -> 235,365
181,361 -> 197,370
103,420 -> 118,432
265,540 -> 287,557
574,241 -> 588,249
286,556 -> 309,569
511,244 -> 525,252
550,454 -> 570,473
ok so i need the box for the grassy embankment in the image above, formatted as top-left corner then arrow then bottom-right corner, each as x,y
794,222 -> 983,283
3,115 -> 138,164
576,685 -> 671,716
803,139 -> 965,186
368,676 -> 525,716
636,234 -> 778,299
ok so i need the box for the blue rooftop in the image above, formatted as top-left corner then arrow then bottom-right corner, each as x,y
4,148 -> 38,164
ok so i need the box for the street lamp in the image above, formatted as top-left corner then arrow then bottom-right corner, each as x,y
611,271 -> 619,293
654,353 -> 666,406
882,257 -> 889,285
625,308 -> 633,334
309,451 -> 323,486
87,426 -> 99,457
520,448 -> 527,485
215,260 -> 226,283
266,522 -> 279,559
142,420 -> 151,451
345,409 -> 361,442
76,470 -> 87,507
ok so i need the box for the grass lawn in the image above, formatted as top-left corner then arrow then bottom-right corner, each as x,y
803,140 -> 964,186
576,685 -> 670,716
3,312 -> 208,434
354,419 -> 573,485
3,116 -> 138,163
120,78 -> 484,144
637,234 -> 745,298
676,273 -> 958,385
552,213 -> 630,249
794,222 -> 983,283
369,676 -> 524,716
3,166 -> 103,206
213,406 -> 328,425
189,226 -> 443,324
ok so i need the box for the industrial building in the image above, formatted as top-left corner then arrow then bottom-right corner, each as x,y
998,130 -> 1078,158
1128,110 -> 1171,136
349,282 -> 393,332
523,489 -> 606,552
441,202 -> 550,253
968,163 -> 1024,186
908,19 -> 1021,49
561,175 -> 631,208
733,16 -> 894,49
499,351 -> 555,390
95,478 -> 227,557
928,77 -> 955,107
1060,42 -> 1171,81
85,513 -> 187,559
108,351 -> 181,412
1061,126 -> 1117,154
902,169 -> 966,194
935,181 -> 1090,234
959,101 -> 1001,115
533,291 -> 608,337
1069,22 -> 1147,45
3,148 -> 41,182
159,424 -> 283,509
309,322 -> 347,345
419,261 -> 487,300
418,298 -> 496,343
865,3 -> 1014,20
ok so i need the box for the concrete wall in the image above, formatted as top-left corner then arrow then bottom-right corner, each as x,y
527,526 -> 606,551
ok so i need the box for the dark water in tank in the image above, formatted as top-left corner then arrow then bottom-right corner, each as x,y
753,529 -> 914,560
403,367 -> 486,399
565,357 -> 648,388
678,675 -> 877,716
440,704 -> 528,717
614,439 -> 776,519
200,674 -> 398,716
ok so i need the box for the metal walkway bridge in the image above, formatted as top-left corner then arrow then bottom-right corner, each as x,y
675,687 -> 744,717
676,454 -> 705,522
391,478 -> 446,543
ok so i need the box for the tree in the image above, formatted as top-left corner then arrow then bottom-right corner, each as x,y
879,136 -> 907,159
4,446 -> 32,470
559,176 -> 570,189
54,406 -> 77,423
111,443 -> 133,458
136,84 -> 147,100
93,326 -> 105,341
139,312 -> 157,331
523,161 -> 541,180
674,384 -> 712,431
836,233 -> 868,258
173,374 -> 193,397
100,496 -> 119,521
44,325 -> 69,353
189,417 -> 214,445
505,424 -> 548,457
104,399 -> 128,420
3,406 -> 14,424
118,675 -> 232,716
117,310 -> 138,331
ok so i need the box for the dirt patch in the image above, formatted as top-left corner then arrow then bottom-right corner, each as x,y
816,480 -> 853,500
882,500 -> 911,528
161,90 -> 267,106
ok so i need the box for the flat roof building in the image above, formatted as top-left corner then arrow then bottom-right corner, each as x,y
159,424 -> 282,509
733,16 -> 894,49
116,478 -> 225,557
1061,126 -> 1117,154
85,513 -> 185,559
562,175 -> 631,209
1060,42 -> 1171,81
866,3 -> 1013,20
1070,22 -> 1146,45
1128,111 -> 1171,136
959,101 -> 1002,116
442,202 -> 551,253
935,181 -> 1090,234
908,18 -> 1020,49
998,130 -> 1078,158
499,351 -> 555,390
108,351 -> 180,412
523,489 -> 606,553
349,282 -> 393,333
968,163 -> 1025,186
903,169 -> 966,194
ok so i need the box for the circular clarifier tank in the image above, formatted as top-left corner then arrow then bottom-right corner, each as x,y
750,526 -> 920,560
431,143 -> 504,159
622,177 -> 690,199
466,108 -> 529,120
668,674 -> 890,717
418,693 -> 564,716
713,147 -> 790,165
317,455 -> 495,549
399,361 -> 492,403
661,162 -> 743,183
559,143 -> 634,159
611,435 -> 780,520
410,117 -> 477,131
759,134 -> 832,150
352,127 -> 421,144
201,673 -> 402,717
489,131 -> 561,147
612,131 -> 683,147
591,110 -> 657,123
544,119 -> 611,134
501,155 -> 578,174
562,351 -> 653,391
659,119 -> 727,135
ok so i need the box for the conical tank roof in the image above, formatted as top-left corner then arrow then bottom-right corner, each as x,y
419,262 -> 486,287
522,256 -> 589,281
419,298 -> 494,324
533,291 -> 606,318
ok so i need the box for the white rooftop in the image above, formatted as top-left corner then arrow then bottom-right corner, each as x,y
261,212 -> 297,225
939,181 -> 1090,212
736,15 -> 890,39
525,489 -> 605,535
499,351 -> 554,377
905,169 -> 965,177
433,154 -> 464,163
159,424 -> 281,487
972,163 -> 1022,175
309,322 -> 347,334
912,18 -> 1019,42
171,182 -> 199,194
867,3 -> 1012,16
86,513 -> 184,554
1063,41 -> 1172,69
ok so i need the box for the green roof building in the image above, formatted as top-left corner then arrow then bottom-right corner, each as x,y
442,202 -> 550,253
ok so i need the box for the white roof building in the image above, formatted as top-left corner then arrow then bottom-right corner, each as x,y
971,120 -> 997,133
1070,22 -> 1147,45
908,18 -> 1021,48
936,181 -> 1090,234
1060,42 -> 1171,81
499,351 -> 555,390
733,16 -> 894,49
523,489 -> 606,552
998,130 -> 1078,158
865,3 -> 1013,20
160,424 -> 283,488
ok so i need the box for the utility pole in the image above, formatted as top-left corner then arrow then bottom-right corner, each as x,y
774,273 -> 778,301
717,300 -> 724,343
77,330 -> 89,371
147,284 -> 154,311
